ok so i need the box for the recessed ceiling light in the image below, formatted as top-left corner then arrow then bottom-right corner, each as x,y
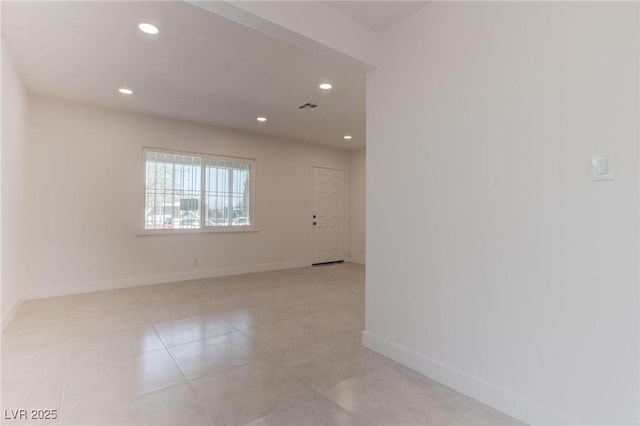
118,88 -> 133,95
319,83 -> 333,90
344,135 -> 352,140
257,117 -> 267,122
138,22 -> 159,35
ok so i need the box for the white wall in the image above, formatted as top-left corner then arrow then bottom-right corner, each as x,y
25,95 -> 350,298
1,42 -> 28,327
348,148 -> 365,264
364,2 -> 639,425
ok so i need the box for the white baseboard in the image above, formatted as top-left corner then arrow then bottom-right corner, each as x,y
1,299 -> 23,332
24,261 -> 309,300
362,331 -> 581,426
345,256 -> 365,265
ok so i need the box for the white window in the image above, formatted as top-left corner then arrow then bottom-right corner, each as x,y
143,148 -> 255,233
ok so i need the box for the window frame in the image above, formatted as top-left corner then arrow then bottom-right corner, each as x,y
140,147 -> 257,235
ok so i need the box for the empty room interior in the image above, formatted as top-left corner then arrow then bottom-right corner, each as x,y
1,1 -> 639,425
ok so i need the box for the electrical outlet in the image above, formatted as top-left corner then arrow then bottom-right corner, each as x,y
193,258 -> 199,267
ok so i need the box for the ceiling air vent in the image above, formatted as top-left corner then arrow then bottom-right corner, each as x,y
298,102 -> 319,111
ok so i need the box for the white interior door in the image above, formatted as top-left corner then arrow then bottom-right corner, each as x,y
312,167 -> 345,264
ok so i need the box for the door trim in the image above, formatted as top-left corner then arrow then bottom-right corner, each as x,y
310,165 -> 347,265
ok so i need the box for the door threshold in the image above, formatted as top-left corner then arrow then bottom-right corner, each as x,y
312,260 -> 345,266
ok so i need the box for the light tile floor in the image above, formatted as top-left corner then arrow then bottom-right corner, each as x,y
1,263 -> 525,426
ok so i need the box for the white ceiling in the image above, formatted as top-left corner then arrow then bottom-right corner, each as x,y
1,1 -> 427,150
322,1 -> 428,32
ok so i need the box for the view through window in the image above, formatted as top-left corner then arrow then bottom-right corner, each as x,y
144,149 -> 254,231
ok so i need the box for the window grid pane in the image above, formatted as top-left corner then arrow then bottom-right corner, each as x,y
144,150 -> 253,231
145,152 -> 202,230
205,159 -> 251,227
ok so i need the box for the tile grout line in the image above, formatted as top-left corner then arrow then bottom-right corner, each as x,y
291,372 -> 366,426
133,291 -> 216,426
176,317 -> 326,425
439,396 -> 474,426
57,311 -> 73,426
130,289 -> 215,425
64,382 -> 191,423
157,328 -> 239,350
369,345 -> 477,425
292,357 -> 472,426
21,265 -> 363,426
59,294 -> 206,423
153,324 -> 216,426
274,326 -> 469,426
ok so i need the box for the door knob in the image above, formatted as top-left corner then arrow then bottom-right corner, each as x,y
313,222 -> 317,225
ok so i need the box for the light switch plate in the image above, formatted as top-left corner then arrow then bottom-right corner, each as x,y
591,153 -> 614,181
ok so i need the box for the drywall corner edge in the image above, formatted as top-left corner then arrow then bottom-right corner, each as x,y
362,331 -> 581,426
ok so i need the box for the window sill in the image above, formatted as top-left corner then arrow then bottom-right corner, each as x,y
137,227 -> 259,236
